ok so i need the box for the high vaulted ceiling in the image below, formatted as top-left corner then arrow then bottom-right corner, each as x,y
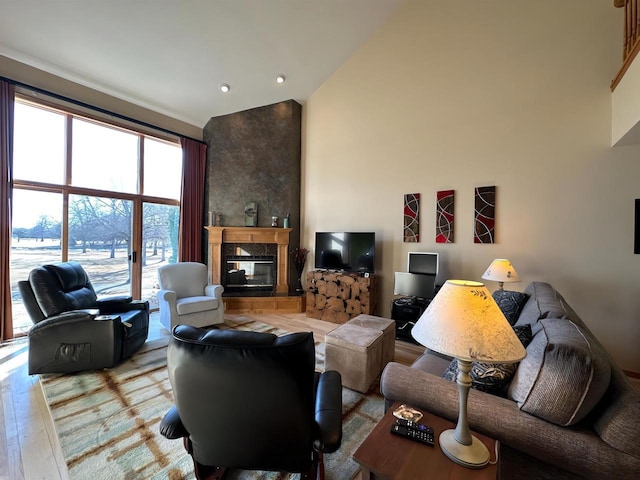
0,0 -> 406,127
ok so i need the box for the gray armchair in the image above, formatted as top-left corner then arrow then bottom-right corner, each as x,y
157,262 -> 224,331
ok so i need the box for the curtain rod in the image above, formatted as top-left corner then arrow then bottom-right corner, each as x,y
1,75 -> 203,144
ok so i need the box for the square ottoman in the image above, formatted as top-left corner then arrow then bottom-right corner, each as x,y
325,323 -> 383,393
347,314 -> 396,366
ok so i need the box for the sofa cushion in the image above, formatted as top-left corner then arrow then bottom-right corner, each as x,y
516,282 -> 572,328
492,290 -> 529,325
508,319 -> 611,426
442,324 -> 532,396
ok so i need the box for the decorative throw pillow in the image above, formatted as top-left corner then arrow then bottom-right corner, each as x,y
442,324 -> 532,396
492,290 -> 529,325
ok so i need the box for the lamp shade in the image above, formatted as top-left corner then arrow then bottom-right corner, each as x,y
481,259 -> 520,284
411,280 -> 526,363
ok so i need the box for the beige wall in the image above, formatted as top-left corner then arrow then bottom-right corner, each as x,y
303,0 -> 640,372
0,55 -> 202,140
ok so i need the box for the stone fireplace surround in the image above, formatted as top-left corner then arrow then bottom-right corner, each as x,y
203,100 -> 303,312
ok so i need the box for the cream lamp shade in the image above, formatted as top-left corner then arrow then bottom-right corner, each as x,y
481,259 -> 520,290
411,280 -> 526,468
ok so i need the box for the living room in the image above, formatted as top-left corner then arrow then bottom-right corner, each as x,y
1,0 -> 640,479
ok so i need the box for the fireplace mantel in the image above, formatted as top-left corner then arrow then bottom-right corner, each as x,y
205,226 -> 292,293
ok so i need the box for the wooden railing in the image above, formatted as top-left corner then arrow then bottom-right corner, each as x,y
612,0 -> 640,90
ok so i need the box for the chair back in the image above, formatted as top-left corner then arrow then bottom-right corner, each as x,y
26,261 -> 98,318
158,262 -> 208,298
167,326 -> 317,473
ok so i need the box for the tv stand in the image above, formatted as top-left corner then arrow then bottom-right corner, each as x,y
392,296 -> 430,344
305,270 -> 378,323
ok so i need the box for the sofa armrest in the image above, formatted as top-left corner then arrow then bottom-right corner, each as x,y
314,370 -> 343,453
380,362 -> 640,479
204,284 -> 224,299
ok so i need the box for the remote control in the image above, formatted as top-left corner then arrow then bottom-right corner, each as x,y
390,424 -> 435,446
395,418 -> 433,433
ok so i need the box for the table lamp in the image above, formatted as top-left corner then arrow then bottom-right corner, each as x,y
481,259 -> 520,290
411,280 -> 526,468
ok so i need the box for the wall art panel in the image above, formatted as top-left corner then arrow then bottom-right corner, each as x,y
474,186 -> 495,244
436,189 -> 455,243
403,193 -> 420,243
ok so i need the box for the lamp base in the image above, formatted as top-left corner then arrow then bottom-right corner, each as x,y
439,429 -> 490,469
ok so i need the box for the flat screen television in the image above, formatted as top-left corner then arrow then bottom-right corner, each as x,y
393,272 -> 437,300
314,232 -> 375,273
407,251 -> 439,276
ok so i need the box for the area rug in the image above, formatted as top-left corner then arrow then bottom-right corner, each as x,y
39,318 -> 384,480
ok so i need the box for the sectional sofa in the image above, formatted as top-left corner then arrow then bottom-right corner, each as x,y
380,282 -> 640,479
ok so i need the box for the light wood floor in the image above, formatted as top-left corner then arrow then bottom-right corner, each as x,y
0,312 -> 424,480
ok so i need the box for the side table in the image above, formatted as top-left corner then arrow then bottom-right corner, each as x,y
353,402 -> 498,480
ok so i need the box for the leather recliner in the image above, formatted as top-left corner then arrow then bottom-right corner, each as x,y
159,326 -> 343,480
18,261 -> 149,375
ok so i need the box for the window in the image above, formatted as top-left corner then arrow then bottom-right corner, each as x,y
10,98 -> 182,336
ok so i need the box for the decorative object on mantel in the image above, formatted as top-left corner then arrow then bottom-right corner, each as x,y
482,258 -> 520,290
436,189 -> 455,243
271,216 -> 278,227
291,247 -> 309,291
208,211 -> 213,226
403,193 -> 420,243
244,202 -> 258,227
215,212 -> 222,226
284,213 -> 290,228
474,186 -> 496,244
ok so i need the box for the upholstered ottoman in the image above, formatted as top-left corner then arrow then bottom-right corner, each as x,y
347,314 -> 396,366
325,323 -> 383,393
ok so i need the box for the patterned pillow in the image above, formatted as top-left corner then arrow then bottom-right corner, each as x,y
492,290 -> 530,325
442,324 -> 533,396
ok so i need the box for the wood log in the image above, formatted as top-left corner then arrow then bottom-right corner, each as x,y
336,311 -> 350,324
345,299 -> 362,315
317,280 -> 327,296
321,309 -> 338,322
338,282 -> 350,300
326,280 -> 338,298
305,306 -> 322,319
316,294 -> 327,309
338,275 -> 356,285
326,297 -> 344,312
306,292 -> 315,308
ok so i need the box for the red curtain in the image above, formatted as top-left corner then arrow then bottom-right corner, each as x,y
0,80 -> 15,341
178,137 -> 207,263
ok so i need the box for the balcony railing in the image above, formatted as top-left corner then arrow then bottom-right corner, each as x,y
612,0 -> 640,90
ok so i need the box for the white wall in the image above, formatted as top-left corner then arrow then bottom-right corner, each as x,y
612,53 -> 640,145
303,0 -> 640,372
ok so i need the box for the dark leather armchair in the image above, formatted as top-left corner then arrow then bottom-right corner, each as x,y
18,261 -> 149,374
160,326 -> 343,480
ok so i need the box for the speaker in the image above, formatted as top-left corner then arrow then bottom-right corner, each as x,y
635,199 -> 640,254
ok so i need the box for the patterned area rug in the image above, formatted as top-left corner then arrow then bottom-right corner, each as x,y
39,318 -> 384,480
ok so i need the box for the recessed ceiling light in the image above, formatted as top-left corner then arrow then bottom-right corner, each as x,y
220,83 -> 230,93
276,74 -> 286,84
